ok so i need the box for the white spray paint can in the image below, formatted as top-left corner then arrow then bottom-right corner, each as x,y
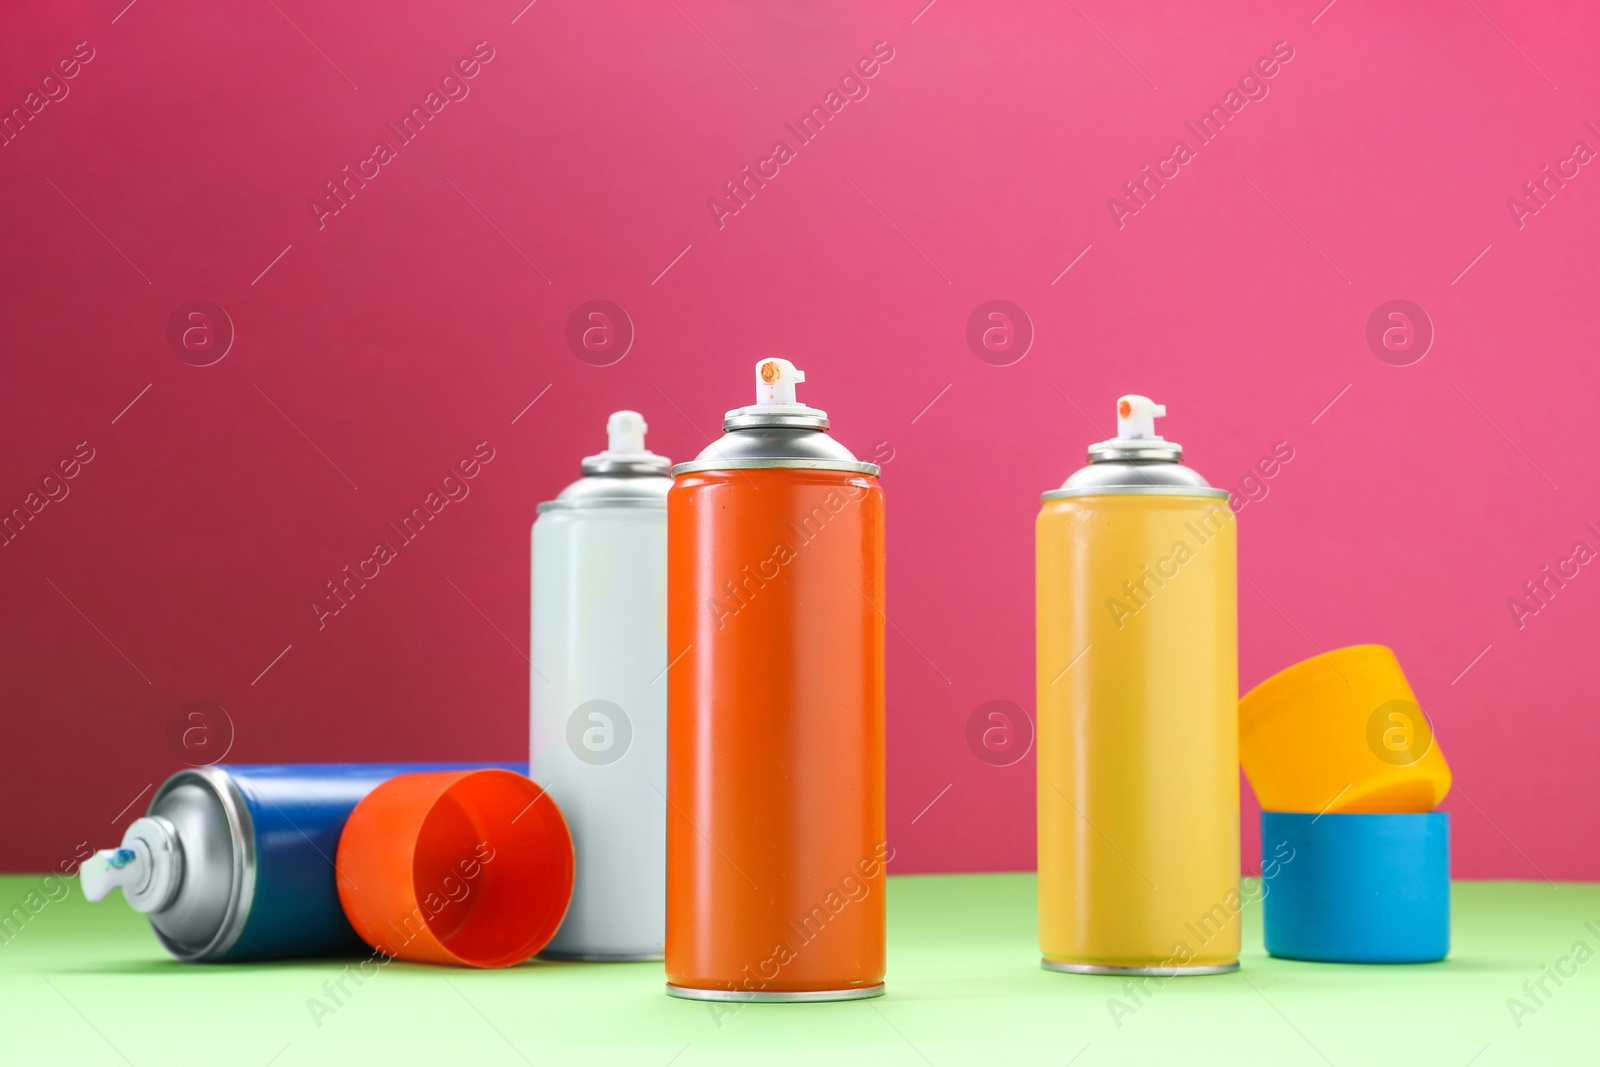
532,410 -> 669,960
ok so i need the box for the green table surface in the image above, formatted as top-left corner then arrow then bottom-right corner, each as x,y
1,873 -> 1592,1066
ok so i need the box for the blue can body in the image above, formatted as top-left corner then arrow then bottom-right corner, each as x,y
1261,810 -> 1450,964
209,763 -> 525,962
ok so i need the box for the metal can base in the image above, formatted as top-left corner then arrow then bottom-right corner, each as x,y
665,983 -> 885,1003
539,949 -> 664,963
1042,959 -> 1239,977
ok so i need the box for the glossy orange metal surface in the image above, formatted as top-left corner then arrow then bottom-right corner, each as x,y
665,467 -> 886,996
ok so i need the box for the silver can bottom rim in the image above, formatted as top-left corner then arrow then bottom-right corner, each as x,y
665,983 -> 885,1003
1042,959 -> 1240,977
540,950 -> 664,963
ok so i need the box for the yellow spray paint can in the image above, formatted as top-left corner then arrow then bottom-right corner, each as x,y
1037,394 -> 1239,975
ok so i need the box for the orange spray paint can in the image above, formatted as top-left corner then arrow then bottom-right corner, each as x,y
665,358 -> 887,1003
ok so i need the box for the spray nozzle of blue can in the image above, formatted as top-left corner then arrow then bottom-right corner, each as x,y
80,816 -> 184,913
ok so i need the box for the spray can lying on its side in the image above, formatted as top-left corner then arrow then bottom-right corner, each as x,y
666,358 -> 887,1003
80,762 -> 524,962
1037,395 -> 1239,976
531,410 -> 670,961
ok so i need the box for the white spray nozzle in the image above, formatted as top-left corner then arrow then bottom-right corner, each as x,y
81,847 -> 145,904
754,359 -> 805,407
605,410 -> 648,455
1116,395 -> 1166,440
81,817 -> 183,913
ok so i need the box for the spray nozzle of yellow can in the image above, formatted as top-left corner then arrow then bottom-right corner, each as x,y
1078,394 -> 1184,468
1115,395 -> 1167,440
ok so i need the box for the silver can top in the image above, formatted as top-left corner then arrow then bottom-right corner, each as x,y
538,410 -> 671,514
672,359 -> 880,476
146,769 -> 253,961
78,768 -> 255,962
1044,393 -> 1228,501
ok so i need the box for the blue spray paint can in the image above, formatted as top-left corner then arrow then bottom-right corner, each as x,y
80,763 -> 524,962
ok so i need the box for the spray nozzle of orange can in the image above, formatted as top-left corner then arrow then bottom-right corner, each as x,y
720,358 -> 828,428
1115,395 -> 1167,440
754,359 -> 806,407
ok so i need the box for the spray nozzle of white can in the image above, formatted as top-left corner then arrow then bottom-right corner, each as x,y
80,816 -> 184,913
580,409 -> 671,476
606,410 -> 649,455
1115,395 -> 1167,440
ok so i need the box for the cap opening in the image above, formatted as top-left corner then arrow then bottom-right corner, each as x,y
407,771 -> 574,967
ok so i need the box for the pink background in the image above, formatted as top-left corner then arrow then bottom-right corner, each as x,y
3,0 -> 1596,880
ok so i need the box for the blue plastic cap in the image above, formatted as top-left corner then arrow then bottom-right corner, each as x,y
1261,810 -> 1450,964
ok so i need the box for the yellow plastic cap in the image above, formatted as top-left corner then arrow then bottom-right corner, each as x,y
1239,644 -> 1451,814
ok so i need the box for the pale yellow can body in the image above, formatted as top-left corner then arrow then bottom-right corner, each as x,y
1036,491 -> 1240,972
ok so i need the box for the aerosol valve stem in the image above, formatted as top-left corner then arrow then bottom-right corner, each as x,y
1116,395 -> 1167,440
81,846 -> 148,904
755,358 -> 805,407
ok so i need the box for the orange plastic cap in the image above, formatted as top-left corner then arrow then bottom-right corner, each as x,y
336,769 -> 574,968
